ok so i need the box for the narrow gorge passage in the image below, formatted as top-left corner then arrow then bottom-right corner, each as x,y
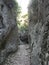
4,44 -> 30,65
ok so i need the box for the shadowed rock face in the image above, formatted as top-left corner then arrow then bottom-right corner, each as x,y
28,0 -> 49,65
0,0 -> 19,64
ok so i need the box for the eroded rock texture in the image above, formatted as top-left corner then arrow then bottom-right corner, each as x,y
28,0 -> 49,65
0,0 -> 19,64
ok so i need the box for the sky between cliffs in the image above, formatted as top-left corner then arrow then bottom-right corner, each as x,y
16,0 -> 30,15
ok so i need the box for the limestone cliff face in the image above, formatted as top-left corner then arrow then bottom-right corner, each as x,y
0,0 -> 19,64
28,0 -> 49,65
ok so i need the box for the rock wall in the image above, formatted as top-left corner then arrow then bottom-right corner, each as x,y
0,0 -> 19,64
28,0 -> 49,65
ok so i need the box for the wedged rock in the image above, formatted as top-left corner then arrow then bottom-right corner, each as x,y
19,32 -> 28,44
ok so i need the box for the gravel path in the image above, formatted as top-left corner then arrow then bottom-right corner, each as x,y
4,44 -> 30,65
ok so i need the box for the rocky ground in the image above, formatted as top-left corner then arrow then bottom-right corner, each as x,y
4,44 -> 30,65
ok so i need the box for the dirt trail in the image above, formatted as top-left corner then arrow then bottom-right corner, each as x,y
4,44 -> 30,65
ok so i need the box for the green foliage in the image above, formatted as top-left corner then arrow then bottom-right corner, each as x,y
17,13 -> 28,32
13,0 -> 21,15
13,0 -> 28,32
22,14 -> 28,18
